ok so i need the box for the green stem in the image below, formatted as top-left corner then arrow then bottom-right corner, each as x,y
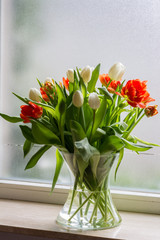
108,99 -> 126,125
80,106 -> 86,132
89,109 -> 96,142
125,112 -> 145,139
98,197 -> 106,217
68,174 -> 79,215
79,192 -> 83,218
104,190 -> 108,221
108,109 -> 122,124
107,192 -> 116,222
104,177 -> 109,221
89,193 -> 99,223
84,201 -> 91,216
68,193 -> 93,222
59,115 -> 65,147
99,190 -> 117,222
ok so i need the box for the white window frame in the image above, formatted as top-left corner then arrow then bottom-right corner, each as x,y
0,0 -> 160,215
0,180 -> 160,215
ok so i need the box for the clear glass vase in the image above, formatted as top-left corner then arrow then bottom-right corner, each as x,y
56,152 -> 122,231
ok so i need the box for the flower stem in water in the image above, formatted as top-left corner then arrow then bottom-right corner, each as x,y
68,193 -> 93,222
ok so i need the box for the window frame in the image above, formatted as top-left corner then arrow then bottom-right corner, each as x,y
0,180 -> 160,214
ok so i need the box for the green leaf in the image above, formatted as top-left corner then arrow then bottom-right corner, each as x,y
122,138 -> 152,151
87,64 -> 101,93
23,139 -> 33,157
134,137 -> 160,147
98,87 -> 113,103
66,104 -> 79,131
69,82 -> 74,93
111,122 -> 128,135
102,126 -> 116,138
96,152 -> 117,186
83,102 -> 93,130
58,99 -> 66,115
56,82 -> 66,101
70,120 -> 86,142
111,122 -> 128,131
51,149 -> 64,192
0,113 -> 23,123
25,145 -> 51,170
37,78 -> 42,87
66,92 -> 73,108
32,121 -> 61,145
55,83 -> 66,126
12,92 -> 29,104
126,135 -> 137,143
74,137 -> 100,181
20,125 -> 37,143
91,128 -> 106,143
73,70 -> 79,91
114,148 -> 124,180
100,135 -> 124,154
76,67 -> 87,98
90,152 -> 100,179
92,96 -> 107,137
38,118 -> 59,134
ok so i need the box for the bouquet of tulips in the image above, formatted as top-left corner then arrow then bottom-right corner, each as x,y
0,63 -> 158,191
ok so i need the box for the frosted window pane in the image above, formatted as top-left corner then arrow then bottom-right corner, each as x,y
0,0 -> 160,192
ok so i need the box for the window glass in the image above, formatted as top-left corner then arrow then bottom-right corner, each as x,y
0,0 -> 160,192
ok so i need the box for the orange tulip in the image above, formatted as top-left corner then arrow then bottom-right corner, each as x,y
99,74 -> 121,93
40,87 -> 50,102
40,80 -> 54,102
63,77 -> 69,91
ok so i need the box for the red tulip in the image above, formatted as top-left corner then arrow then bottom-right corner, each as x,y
120,79 -> 155,108
99,74 -> 121,93
20,102 -> 43,123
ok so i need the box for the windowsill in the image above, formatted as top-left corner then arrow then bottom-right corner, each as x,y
0,199 -> 160,240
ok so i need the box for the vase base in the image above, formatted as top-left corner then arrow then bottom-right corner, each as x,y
56,211 -> 122,231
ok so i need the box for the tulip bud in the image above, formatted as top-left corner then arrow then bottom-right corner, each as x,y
44,77 -> 53,84
88,92 -> 100,110
29,88 -> 41,102
66,69 -> 74,83
108,62 -> 126,81
145,105 -> 158,117
72,90 -> 84,108
80,66 -> 92,84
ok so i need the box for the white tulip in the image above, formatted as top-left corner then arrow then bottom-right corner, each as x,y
80,66 -> 92,84
108,62 -> 126,81
72,90 -> 84,108
44,77 -> 53,84
66,69 -> 74,83
88,92 -> 100,110
29,88 -> 41,102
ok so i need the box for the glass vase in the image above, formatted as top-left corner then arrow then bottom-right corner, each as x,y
56,152 -> 122,231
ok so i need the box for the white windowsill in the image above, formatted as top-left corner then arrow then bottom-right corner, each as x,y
0,199 -> 160,240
